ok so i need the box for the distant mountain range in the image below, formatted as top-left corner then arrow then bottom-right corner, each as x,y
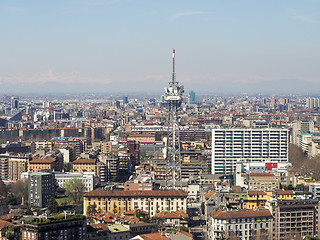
1,78 -> 319,95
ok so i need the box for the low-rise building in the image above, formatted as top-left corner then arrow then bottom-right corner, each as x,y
209,208 -> 272,240
247,173 -> 280,191
28,157 -> 60,172
154,211 -> 188,228
83,189 -> 188,217
73,158 -> 96,173
21,214 -> 87,240
54,172 -> 96,192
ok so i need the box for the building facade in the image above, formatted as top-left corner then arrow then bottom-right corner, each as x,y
212,129 -> 288,174
270,199 -> 320,240
210,209 -> 272,240
83,190 -> 188,217
28,171 -> 55,208
21,215 -> 87,240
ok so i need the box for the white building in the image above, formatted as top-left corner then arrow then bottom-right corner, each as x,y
209,209 -> 272,240
22,171 -> 96,192
212,129 -> 288,174
54,172 -> 96,192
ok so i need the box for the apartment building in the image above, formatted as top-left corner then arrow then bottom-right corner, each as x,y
73,158 -> 96,173
0,157 -> 8,180
270,199 -> 320,240
212,129 -> 288,174
209,208 -> 272,240
28,157 -> 60,172
247,173 -> 280,191
83,189 -> 187,217
28,171 -> 55,208
8,156 -> 28,181
21,215 -> 87,240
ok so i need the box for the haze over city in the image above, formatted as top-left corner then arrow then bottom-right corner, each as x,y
1,0 -> 320,94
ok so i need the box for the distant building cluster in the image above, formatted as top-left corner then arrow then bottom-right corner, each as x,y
0,93 -> 320,239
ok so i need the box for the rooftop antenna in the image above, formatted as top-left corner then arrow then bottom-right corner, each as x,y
164,49 -> 184,189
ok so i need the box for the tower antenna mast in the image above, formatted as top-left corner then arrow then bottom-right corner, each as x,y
164,49 -> 184,189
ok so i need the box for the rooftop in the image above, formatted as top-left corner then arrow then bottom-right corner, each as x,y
84,189 -> 188,198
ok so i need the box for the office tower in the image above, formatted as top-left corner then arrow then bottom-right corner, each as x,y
123,96 -> 128,104
11,96 -> 19,109
189,91 -> 196,104
115,100 -> 120,108
211,129 -> 288,174
28,171 -> 55,208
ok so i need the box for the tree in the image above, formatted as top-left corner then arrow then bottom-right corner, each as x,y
64,162 -> 73,172
7,180 -> 28,205
6,193 -> 17,205
87,204 -> 97,217
48,198 -> 59,213
201,202 -> 205,215
0,179 -> 7,197
64,179 -> 85,204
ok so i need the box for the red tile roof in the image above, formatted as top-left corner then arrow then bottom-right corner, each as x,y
84,189 -> 188,198
155,211 -> 188,219
211,209 -> 272,219
0,219 -> 12,230
29,157 -> 56,164
204,191 -> 214,200
73,158 -> 96,164
276,190 -> 294,195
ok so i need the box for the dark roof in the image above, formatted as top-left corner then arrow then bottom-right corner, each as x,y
84,189 -> 188,198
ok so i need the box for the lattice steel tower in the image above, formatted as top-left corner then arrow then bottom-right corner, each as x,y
164,49 -> 184,189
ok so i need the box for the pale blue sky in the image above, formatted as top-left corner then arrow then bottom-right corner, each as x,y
1,0 -> 320,93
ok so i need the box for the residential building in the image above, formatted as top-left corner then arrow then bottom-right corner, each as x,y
154,211 -> 188,228
73,158 -> 96,173
8,156 -> 28,181
269,199 -> 320,240
209,208 -> 272,240
212,129 -> 288,175
101,142 -> 112,153
247,173 -> 280,191
21,214 -> 87,240
28,171 -> 55,208
54,172 -> 96,192
292,120 -> 314,145
0,157 -> 8,180
83,189 -> 188,217
124,182 -> 154,191
28,157 -> 60,172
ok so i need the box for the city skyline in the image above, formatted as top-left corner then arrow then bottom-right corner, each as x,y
1,0 -> 320,94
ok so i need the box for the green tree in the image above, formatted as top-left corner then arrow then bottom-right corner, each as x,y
201,202 -> 205,215
48,198 -> 59,213
64,179 -> 85,204
64,162 -> 73,172
6,193 -> 17,205
87,204 -> 97,217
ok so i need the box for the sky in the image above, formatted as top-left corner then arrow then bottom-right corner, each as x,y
1,0 -> 320,94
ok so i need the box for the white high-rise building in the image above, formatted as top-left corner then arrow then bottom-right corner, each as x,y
211,129 -> 288,174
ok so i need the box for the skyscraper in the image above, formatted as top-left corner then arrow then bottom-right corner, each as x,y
11,96 -> 19,109
189,91 -> 196,104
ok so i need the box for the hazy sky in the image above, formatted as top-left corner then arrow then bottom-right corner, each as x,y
1,0 -> 320,93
